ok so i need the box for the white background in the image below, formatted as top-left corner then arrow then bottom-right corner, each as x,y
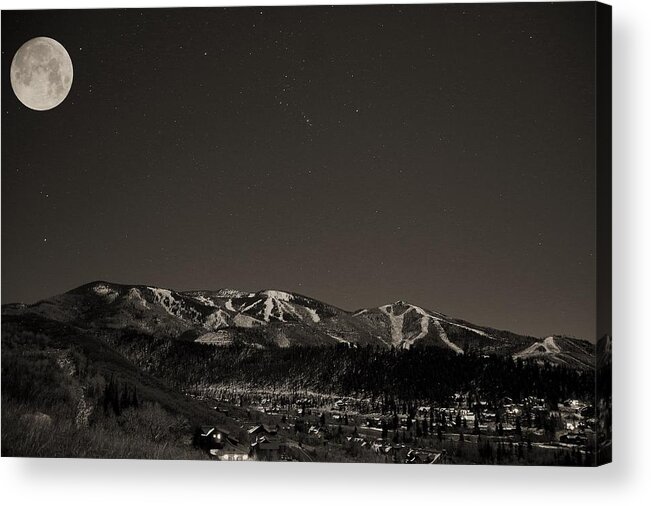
1,0 -> 649,504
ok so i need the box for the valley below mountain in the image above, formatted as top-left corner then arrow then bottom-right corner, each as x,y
1,281 -> 606,464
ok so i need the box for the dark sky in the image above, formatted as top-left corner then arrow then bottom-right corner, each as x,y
1,3 -> 598,341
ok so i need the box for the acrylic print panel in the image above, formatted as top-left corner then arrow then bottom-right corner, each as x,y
1,2 -> 611,465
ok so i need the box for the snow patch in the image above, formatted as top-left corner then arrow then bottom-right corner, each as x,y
260,290 -> 294,301
408,303 -> 492,340
232,313 -> 265,328
514,336 -> 561,359
241,299 -> 262,313
215,289 -> 255,298
543,335 -> 561,353
204,309 -> 230,330
378,303 -> 465,353
407,305 -> 434,348
429,317 -> 464,354
147,287 -> 201,322
195,331 -> 233,346
193,295 -> 216,307
263,297 -> 279,322
126,288 -> 148,308
92,284 -> 119,303
305,307 -> 321,323
379,304 -> 406,347
444,321 -> 494,339
148,288 -> 176,314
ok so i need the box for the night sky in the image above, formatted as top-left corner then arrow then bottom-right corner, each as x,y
1,3 -> 598,341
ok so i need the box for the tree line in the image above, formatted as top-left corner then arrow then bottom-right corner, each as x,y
102,332 -> 595,407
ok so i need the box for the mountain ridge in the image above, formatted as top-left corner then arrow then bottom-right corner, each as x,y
1,280 -> 595,369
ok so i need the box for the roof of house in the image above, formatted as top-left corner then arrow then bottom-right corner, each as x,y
247,424 -> 277,435
200,426 -> 236,442
430,453 -> 443,464
251,436 -> 283,451
200,427 -> 215,437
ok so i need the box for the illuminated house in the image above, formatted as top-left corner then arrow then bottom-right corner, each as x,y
197,426 -> 227,449
209,440 -> 250,461
196,425 -> 250,461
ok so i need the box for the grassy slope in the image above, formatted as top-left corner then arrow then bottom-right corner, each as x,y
1,314 -> 237,459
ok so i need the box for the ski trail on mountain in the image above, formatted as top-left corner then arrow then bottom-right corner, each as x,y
379,305 -> 405,346
429,316 -> 464,354
444,321 -> 494,339
407,305 -> 432,348
543,335 -> 560,353
263,297 -> 276,322
514,336 -> 560,358
380,304 -> 464,353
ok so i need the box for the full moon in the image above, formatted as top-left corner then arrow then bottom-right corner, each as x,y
10,37 -> 73,111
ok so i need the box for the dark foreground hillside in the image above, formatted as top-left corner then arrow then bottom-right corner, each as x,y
2,312 -> 597,464
1,315 -> 234,459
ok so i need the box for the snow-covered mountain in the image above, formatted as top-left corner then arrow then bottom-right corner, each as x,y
513,335 -> 595,369
2,281 -> 595,369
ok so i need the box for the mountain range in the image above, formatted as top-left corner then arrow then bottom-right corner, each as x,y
2,281 -> 595,370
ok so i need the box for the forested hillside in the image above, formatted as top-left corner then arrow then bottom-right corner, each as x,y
1,315 -> 228,458
101,330 -> 595,407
